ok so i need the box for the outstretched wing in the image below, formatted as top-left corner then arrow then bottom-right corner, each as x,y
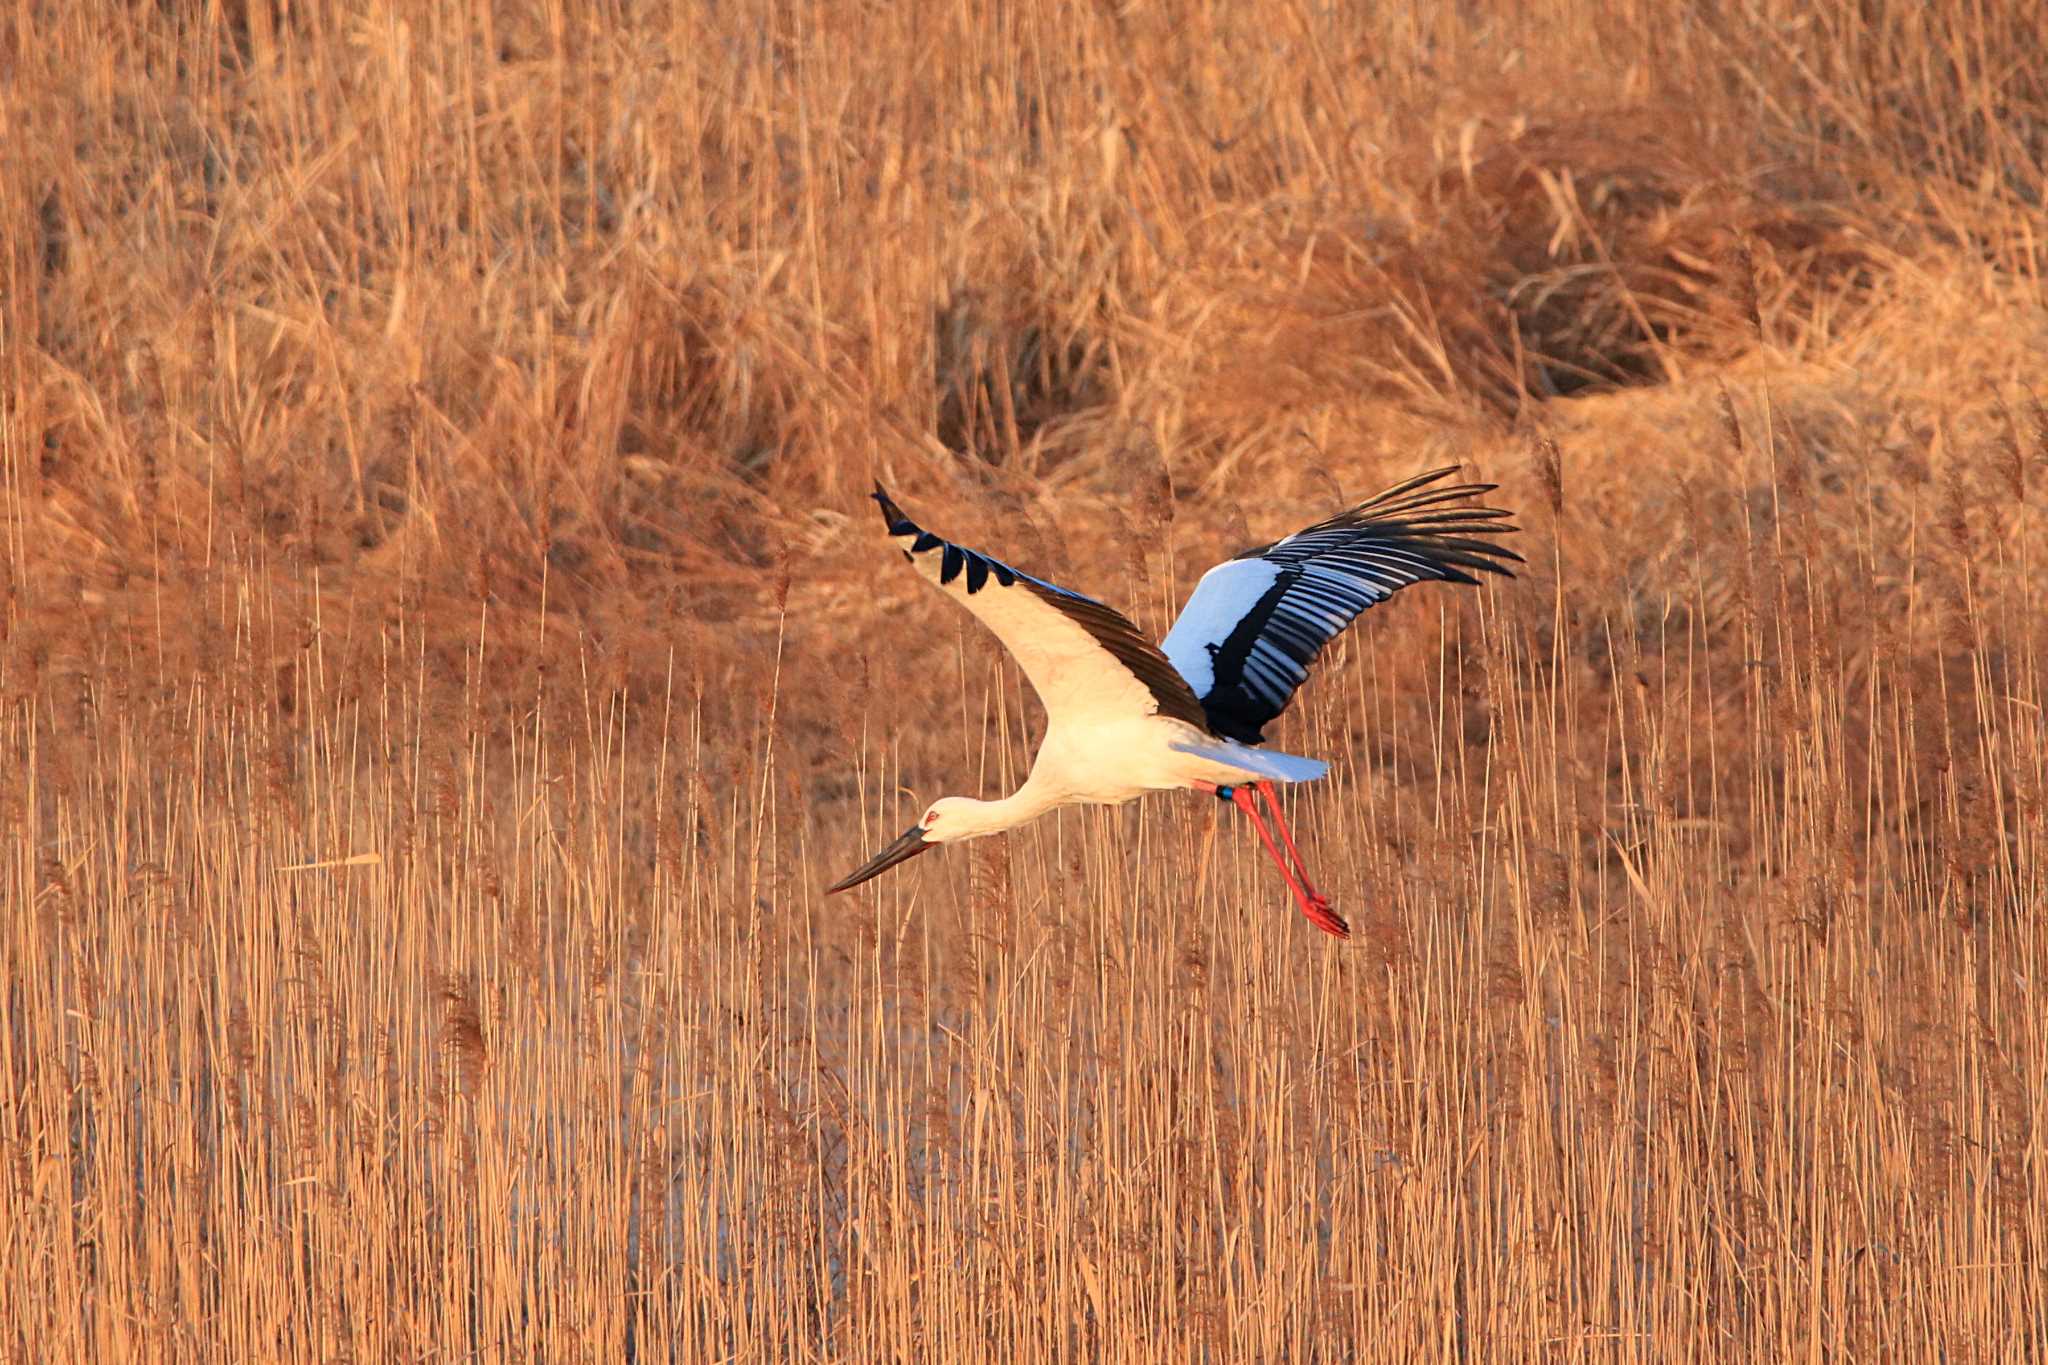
1160,467 -> 1521,743
870,486 -> 1210,731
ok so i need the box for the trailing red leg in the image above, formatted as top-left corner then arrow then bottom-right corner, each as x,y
1253,784 -> 1320,890
1193,780 -> 1349,938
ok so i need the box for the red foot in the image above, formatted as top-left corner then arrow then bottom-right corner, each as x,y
1298,892 -> 1350,939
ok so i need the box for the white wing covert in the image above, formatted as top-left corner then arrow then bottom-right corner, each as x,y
872,487 -> 1211,731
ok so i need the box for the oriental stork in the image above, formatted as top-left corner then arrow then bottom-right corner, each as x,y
827,467 -> 1522,937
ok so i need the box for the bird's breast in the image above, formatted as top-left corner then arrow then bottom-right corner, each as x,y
1032,715 -> 1220,805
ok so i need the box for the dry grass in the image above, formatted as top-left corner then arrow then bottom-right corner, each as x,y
4,0 -> 2048,1359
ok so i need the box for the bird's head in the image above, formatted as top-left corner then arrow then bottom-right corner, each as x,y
825,796 -> 997,894
918,796 -> 1001,842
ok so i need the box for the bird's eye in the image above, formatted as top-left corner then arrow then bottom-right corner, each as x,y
924,810 -> 940,826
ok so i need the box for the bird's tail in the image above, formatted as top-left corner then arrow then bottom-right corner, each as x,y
1169,738 -> 1329,785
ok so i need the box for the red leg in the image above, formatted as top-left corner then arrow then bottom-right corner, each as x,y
1253,783 -> 1318,890
1193,781 -> 1348,938
1239,786 -> 1348,938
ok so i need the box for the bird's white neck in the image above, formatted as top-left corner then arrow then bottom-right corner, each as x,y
929,778 -> 1068,842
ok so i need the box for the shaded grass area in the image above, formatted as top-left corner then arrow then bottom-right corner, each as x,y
3,0 -> 2047,1358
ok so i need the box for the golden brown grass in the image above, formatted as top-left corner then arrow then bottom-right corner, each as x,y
4,0 -> 2047,1358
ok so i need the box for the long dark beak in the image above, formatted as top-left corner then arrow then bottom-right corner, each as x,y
826,825 -> 933,894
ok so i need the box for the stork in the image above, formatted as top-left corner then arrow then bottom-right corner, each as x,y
826,467 -> 1522,937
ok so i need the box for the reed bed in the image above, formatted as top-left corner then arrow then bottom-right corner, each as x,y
4,0 -> 2046,1358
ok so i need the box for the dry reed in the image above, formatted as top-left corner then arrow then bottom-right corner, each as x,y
4,0 -> 2046,1359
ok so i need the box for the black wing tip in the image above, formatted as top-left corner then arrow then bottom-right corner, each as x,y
1232,468 -> 1527,559
871,484 -> 918,537
1427,534 -> 1527,569
1431,547 -> 1524,583
1415,543 -> 1526,585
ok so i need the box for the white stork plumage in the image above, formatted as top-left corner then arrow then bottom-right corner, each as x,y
826,467 -> 1522,937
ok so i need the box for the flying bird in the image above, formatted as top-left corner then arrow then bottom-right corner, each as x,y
827,468 -> 1522,937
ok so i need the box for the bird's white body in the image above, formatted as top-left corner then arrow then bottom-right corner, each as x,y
828,471 -> 1520,935
1002,717 -> 1192,809
1018,717 -> 1324,810
915,719 -> 1326,843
